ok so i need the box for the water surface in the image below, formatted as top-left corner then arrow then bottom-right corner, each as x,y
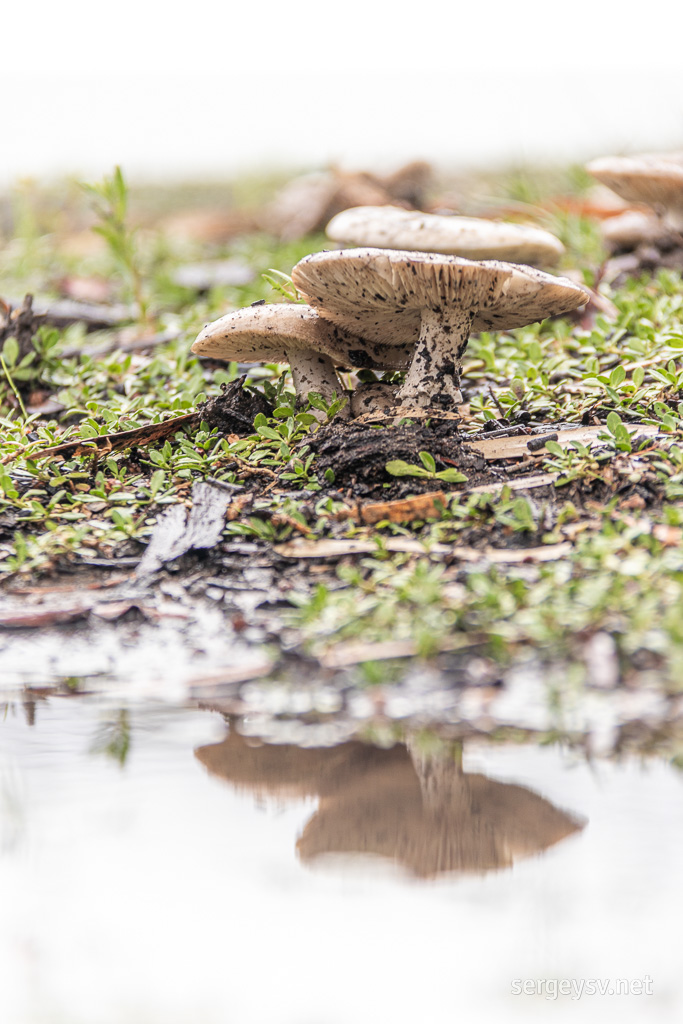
1,698 -> 681,1023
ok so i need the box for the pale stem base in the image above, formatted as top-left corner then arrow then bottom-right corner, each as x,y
396,308 -> 474,409
288,349 -> 349,420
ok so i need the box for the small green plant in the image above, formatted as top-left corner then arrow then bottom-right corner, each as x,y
81,165 -> 152,327
262,269 -> 303,303
543,438 -> 610,486
600,411 -> 633,453
385,451 -> 467,484
494,496 -> 537,532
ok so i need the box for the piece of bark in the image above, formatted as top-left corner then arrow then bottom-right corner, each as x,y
8,295 -> 133,331
31,412 -> 199,461
275,537 -> 573,564
27,378 -> 269,463
0,294 -> 43,360
0,604 -> 92,628
335,491 -> 449,525
187,659 -> 273,693
135,481 -> 231,575
468,423 -> 659,460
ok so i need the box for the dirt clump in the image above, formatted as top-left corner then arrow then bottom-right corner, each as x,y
307,418 -> 494,496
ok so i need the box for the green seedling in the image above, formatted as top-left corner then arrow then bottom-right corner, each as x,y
81,165 -> 152,327
386,451 -> 467,484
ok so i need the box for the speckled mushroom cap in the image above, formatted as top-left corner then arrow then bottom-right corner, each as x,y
587,154 -> 683,213
326,205 -> 565,266
191,302 -> 411,370
291,248 -> 588,345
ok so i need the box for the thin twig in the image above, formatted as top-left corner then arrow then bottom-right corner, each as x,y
1,355 -> 28,419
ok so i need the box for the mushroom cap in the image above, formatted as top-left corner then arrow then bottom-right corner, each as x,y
326,205 -> 565,265
601,210 -> 668,250
587,154 -> 683,211
291,248 -> 588,345
191,302 -> 412,370
298,768 -> 583,877
195,732 -> 584,878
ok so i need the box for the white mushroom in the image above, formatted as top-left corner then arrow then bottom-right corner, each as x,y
326,205 -> 565,266
349,381 -> 400,417
587,154 -> 683,233
191,303 -> 413,418
292,248 -> 589,410
601,210 -> 668,251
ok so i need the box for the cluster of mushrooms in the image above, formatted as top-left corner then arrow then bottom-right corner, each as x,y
587,152 -> 683,252
192,192 -> 595,418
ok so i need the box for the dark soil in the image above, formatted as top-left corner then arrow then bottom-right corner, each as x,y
199,375 -> 273,435
308,418 -> 498,496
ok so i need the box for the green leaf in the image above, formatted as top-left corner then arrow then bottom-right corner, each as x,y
385,460 -> 428,478
256,425 -> 281,441
544,440 -> 565,457
606,411 -> 622,435
149,470 -> 165,496
436,468 -> 467,483
2,337 -> 19,368
650,368 -> 676,386
418,451 -> 437,474
296,412 -> 318,427
610,365 -> 626,387
632,365 -> 645,387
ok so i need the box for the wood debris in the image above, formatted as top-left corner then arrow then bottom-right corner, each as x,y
318,633 -> 484,668
8,295 -> 133,331
31,412 -> 199,461
468,423 -> 659,460
136,480 -> 231,575
264,162 -> 432,241
335,491 -> 448,525
467,472 -> 558,494
0,604 -> 93,628
275,537 -> 573,564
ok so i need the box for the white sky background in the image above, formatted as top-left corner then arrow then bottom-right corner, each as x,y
1,1 -> 683,184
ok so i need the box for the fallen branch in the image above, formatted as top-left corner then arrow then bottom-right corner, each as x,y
275,537 -> 573,563
30,412 -> 199,461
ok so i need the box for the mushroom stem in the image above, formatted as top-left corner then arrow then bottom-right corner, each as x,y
287,348 -> 349,419
396,307 -> 474,409
664,209 -> 683,233
406,738 -> 471,815
350,381 -> 399,417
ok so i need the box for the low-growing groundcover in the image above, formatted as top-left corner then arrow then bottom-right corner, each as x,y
2,167 -> 683,756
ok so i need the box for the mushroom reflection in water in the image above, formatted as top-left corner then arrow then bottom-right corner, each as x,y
195,727 -> 584,879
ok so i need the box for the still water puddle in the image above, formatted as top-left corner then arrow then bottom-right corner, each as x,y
1,698 -> 682,1023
